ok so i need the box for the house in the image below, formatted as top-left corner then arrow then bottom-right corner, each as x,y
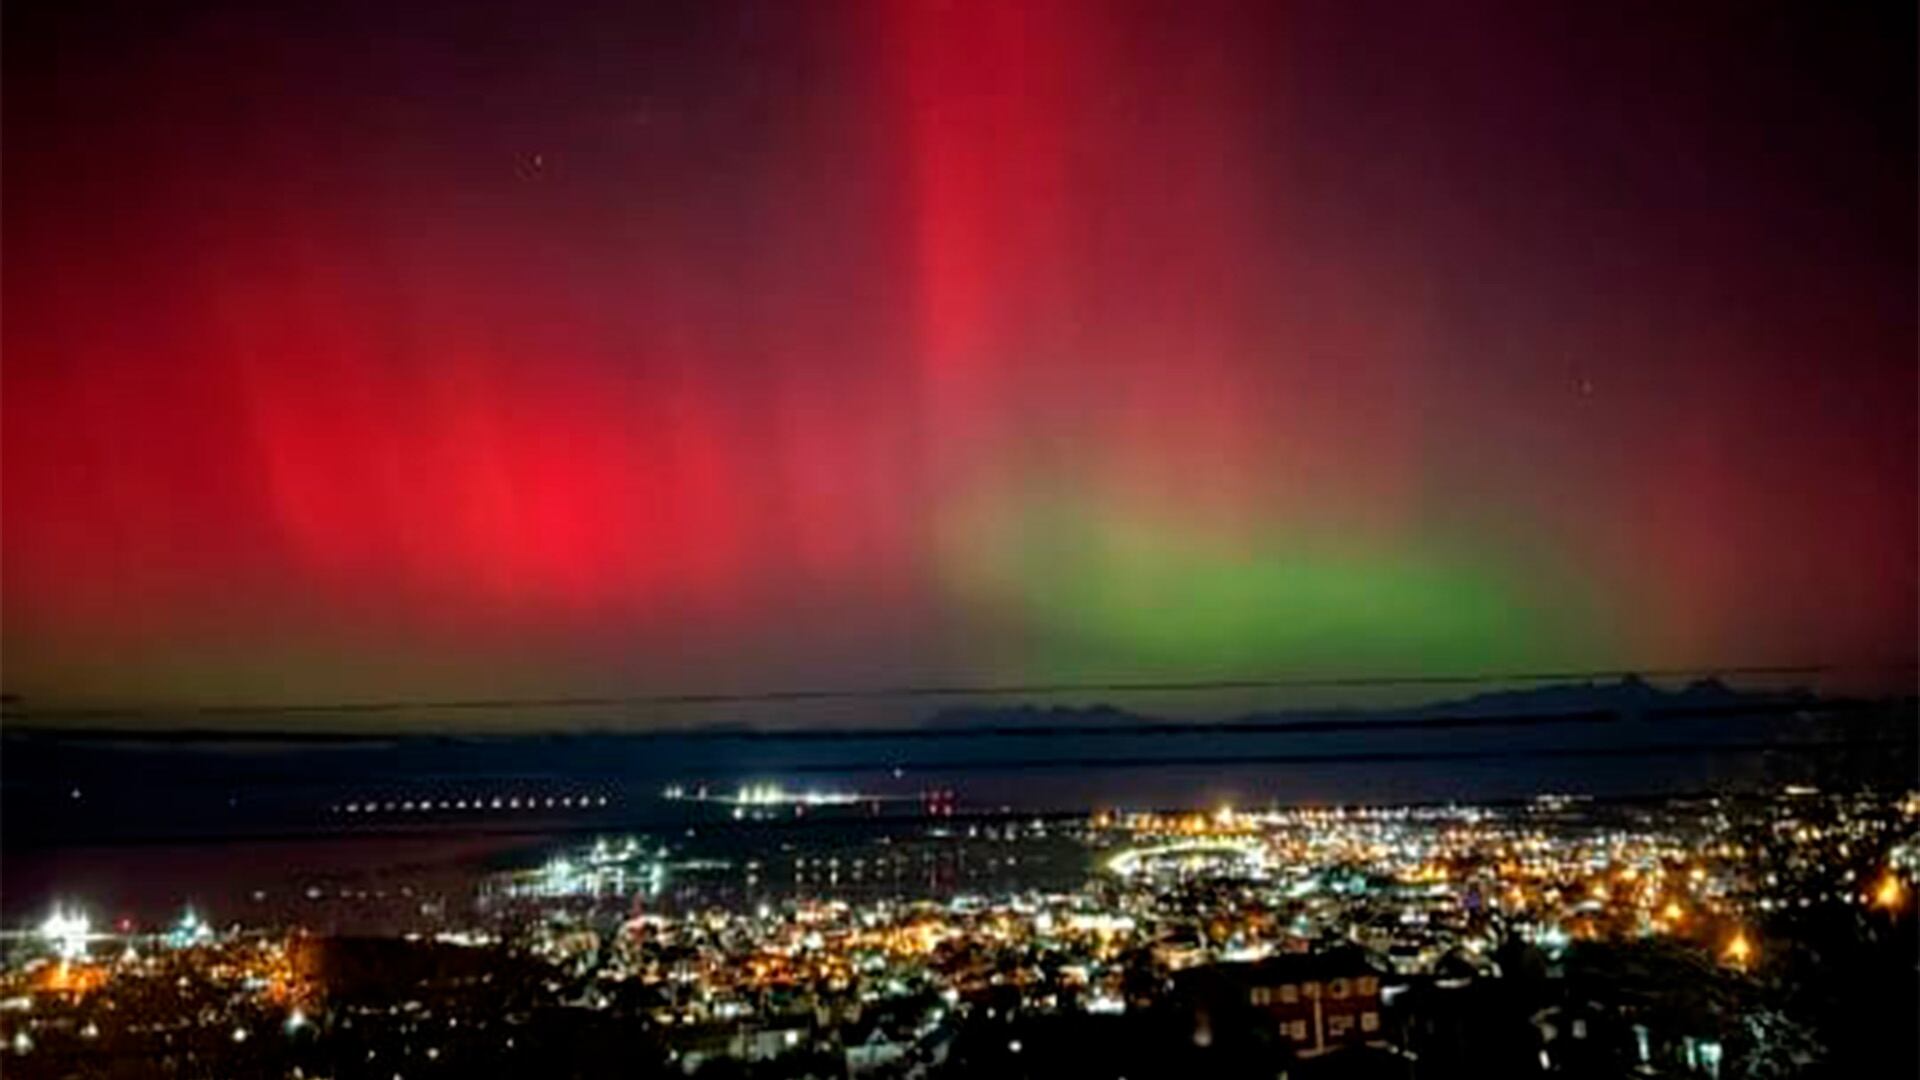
844,1019 -> 911,1076
732,1017 -> 812,1062
1173,948 -> 1389,1059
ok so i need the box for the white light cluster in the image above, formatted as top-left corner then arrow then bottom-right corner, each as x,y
39,908 -> 90,960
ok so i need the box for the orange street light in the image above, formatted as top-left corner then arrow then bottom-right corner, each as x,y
1723,930 -> 1753,968
1874,872 -> 1905,910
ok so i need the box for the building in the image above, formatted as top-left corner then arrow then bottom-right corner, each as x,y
1174,948 -> 1388,1059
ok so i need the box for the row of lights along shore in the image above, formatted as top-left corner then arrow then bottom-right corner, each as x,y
331,794 -> 611,814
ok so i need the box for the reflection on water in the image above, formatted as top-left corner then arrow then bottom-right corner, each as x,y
2,819 -> 1093,937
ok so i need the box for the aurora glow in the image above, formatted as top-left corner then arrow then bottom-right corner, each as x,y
3,0 -> 1913,715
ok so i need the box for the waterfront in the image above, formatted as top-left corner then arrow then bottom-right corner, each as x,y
3,785 -> 1914,1078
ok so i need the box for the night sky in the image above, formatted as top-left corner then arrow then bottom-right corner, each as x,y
4,0 -> 1914,715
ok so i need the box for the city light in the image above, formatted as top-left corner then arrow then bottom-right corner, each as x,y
39,909 -> 90,960
168,908 -> 214,949
4,787 -> 1913,1074
1874,872 -> 1905,910
1722,931 -> 1753,968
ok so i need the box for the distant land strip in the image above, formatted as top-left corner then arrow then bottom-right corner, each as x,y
4,660 -> 1914,727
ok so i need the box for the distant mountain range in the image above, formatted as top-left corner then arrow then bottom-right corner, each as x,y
3,676 -> 1880,744
920,677 -> 1815,732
